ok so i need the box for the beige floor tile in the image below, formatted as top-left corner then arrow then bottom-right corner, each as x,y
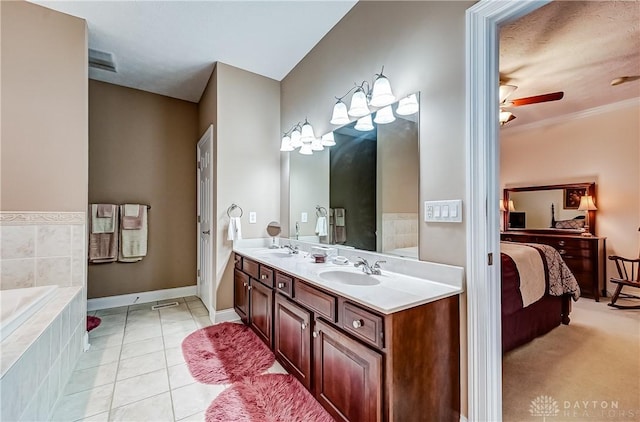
266,360 -> 288,375
127,301 -> 157,312
177,410 -> 206,421
183,296 -> 200,303
51,384 -> 114,422
189,307 -> 209,317
76,345 -> 122,370
124,319 -> 161,334
95,306 -> 128,316
116,350 -> 166,380
122,325 -> 162,344
76,411 -> 110,421
193,316 -> 213,328
163,332 -> 191,349
64,362 -> 118,395
162,319 -> 197,336
168,362 -> 195,390
171,383 -> 227,420
120,336 -> 164,360
89,332 -> 124,350
88,323 -> 126,339
111,368 -> 169,409
185,299 -> 204,309
165,347 -> 186,367
109,392 -> 174,422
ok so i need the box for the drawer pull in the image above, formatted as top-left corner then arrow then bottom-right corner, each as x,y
558,249 -> 566,255
558,240 -> 565,246
261,274 -> 267,280
243,282 -> 248,287
247,285 -> 252,291
278,282 -> 285,289
352,319 -> 364,329
312,331 -> 318,338
301,323 -> 307,330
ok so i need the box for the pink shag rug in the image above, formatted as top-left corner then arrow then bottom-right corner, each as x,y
206,374 -> 335,422
87,316 -> 101,332
182,322 -> 275,384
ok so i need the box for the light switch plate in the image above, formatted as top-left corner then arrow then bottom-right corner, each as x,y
301,212 -> 308,223
424,200 -> 463,223
249,212 -> 257,224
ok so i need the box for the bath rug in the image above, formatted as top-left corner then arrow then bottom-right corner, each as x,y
182,322 -> 275,384
87,316 -> 101,332
206,374 -> 334,422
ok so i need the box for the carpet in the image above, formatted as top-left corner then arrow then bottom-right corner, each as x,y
87,315 -> 101,332
182,322 -> 275,384
206,374 -> 334,422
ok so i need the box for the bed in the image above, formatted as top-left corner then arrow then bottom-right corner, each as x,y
500,241 -> 580,353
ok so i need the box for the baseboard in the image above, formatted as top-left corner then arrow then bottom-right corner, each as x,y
213,308 -> 241,323
87,285 -> 197,311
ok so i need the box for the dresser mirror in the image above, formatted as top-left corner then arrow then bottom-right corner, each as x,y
503,182 -> 596,235
289,92 -> 420,259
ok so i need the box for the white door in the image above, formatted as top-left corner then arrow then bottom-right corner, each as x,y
197,125 -> 214,312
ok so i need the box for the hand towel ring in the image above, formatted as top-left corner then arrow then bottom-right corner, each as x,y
316,205 -> 327,217
227,204 -> 243,218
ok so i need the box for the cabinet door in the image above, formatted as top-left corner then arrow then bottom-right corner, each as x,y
274,294 -> 313,390
233,269 -> 249,324
314,319 -> 383,422
250,279 -> 273,348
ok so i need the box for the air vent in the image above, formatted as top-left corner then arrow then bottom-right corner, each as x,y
88,48 -> 117,73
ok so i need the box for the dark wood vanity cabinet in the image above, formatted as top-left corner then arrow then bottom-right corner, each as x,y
501,232 -> 606,300
249,277 -> 273,348
274,294 -> 313,390
233,268 -> 250,324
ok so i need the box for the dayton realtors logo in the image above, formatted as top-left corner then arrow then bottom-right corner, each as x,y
530,395 -> 560,421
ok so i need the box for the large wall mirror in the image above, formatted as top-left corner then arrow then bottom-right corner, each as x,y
289,93 -> 420,259
503,182 -> 597,234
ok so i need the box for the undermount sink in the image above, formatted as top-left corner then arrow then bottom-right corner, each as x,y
256,249 -> 293,258
318,270 -> 381,286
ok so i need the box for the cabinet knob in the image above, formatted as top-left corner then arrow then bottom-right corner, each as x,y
352,319 -> 364,329
558,249 -> 566,255
312,331 -> 318,338
301,323 -> 307,330
243,282 -> 248,287
247,285 -> 252,291
558,240 -> 565,246
261,274 -> 267,280
277,282 -> 285,289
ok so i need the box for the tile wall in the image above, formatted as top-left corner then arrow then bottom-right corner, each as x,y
381,213 -> 419,252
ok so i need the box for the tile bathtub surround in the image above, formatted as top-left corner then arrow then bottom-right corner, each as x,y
0,212 -> 86,290
0,287 -> 85,422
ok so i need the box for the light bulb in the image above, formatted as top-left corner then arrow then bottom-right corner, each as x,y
330,100 -> 350,125
280,135 -> 294,152
300,120 -> 315,143
369,74 -> 394,107
299,143 -> 313,155
290,129 -> 302,148
354,114 -> 374,131
311,138 -> 324,151
373,105 -> 395,124
348,88 -> 370,117
396,94 -> 419,115
321,132 -> 336,146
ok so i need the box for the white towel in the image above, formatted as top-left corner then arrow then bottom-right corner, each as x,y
227,217 -> 242,241
315,216 -> 328,237
118,205 -> 148,262
91,204 -> 116,234
124,204 -> 140,217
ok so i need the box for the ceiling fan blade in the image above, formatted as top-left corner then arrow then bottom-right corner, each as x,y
510,91 -> 564,107
611,76 -> 640,86
507,114 -> 517,123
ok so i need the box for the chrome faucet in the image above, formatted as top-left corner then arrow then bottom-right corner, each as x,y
295,222 -> 300,240
281,244 -> 299,254
354,257 -> 386,275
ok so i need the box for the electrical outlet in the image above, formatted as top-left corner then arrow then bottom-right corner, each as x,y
249,212 -> 257,224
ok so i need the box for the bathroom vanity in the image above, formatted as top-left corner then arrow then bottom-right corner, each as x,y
233,243 -> 463,422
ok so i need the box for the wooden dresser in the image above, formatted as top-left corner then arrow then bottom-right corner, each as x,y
501,231 -> 607,301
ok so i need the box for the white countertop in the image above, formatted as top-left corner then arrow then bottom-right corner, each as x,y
233,244 -> 464,315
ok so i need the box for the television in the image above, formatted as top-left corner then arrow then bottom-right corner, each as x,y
509,212 -> 526,229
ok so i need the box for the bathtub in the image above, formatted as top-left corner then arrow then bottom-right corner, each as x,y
0,285 -> 57,342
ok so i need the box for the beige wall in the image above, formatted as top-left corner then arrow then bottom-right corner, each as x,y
501,103 -> 640,293
280,1 -> 473,415
199,63 -> 281,310
88,80 -> 199,298
1,1 -> 88,212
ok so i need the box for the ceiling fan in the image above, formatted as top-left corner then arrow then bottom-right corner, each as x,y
499,84 -> 564,126
611,76 -> 640,86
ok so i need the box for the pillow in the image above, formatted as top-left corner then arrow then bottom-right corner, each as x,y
555,219 -> 585,229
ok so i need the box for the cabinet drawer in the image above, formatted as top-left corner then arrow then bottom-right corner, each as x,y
294,281 -> 336,322
259,266 -> 274,288
275,272 -> 293,297
342,302 -> 384,349
234,254 -> 242,270
242,258 -> 259,279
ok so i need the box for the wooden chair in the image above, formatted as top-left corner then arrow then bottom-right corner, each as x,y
608,255 -> 640,309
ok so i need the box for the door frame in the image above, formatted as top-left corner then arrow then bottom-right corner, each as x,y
197,125 -> 214,312
465,1 -> 549,420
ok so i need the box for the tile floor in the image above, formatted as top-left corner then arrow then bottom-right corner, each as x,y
51,296 -> 287,421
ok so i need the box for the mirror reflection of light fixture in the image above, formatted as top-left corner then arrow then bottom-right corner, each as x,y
299,142 -> 313,155
290,127 -> 302,148
311,138 -> 324,151
300,119 -> 316,143
354,114 -> 374,131
330,100 -> 350,125
577,195 -> 597,236
373,105 -> 395,124
280,134 -> 294,152
321,132 -> 336,146
395,94 -> 419,116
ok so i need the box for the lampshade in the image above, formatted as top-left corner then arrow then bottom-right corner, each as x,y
290,129 -> 302,148
508,200 -> 515,211
369,74 -> 395,107
280,135 -> 294,152
354,114 -> 374,131
300,120 -> 315,143
577,195 -> 597,211
373,105 -> 395,124
321,132 -> 336,146
499,199 -> 506,212
299,143 -> 313,155
499,84 -> 517,104
348,88 -> 370,117
499,109 -> 513,125
396,94 -> 419,115
330,100 -> 350,125
311,138 -> 324,151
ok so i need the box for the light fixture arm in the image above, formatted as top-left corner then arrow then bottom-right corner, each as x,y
283,121 -> 302,137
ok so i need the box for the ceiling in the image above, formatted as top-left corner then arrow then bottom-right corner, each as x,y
499,1 -> 640,128
32,0 -> 357,103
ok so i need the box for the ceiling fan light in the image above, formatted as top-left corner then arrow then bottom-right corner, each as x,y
369,75 -> 395,107
330,101 -> 350,125
499,84 -> 517,104
354,114 -> 374,131
290,129 -> 302,148
373,105 -> 395,124
348,89 -> 370,117
499,109 -> 513,125
395,94 -> 419,115
321,132 -> 336,146
300,120 -> 315,142
280,135 -> 294,152
299,143 -> 313,155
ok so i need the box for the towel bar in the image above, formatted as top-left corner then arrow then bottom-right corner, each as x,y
227,204 -> 243,218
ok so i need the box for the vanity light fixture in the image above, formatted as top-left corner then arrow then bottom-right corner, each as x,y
290,128 -> 302,148
331,66 -> 396,123
396,94 -> 419,116
280,134 -> 294,152
300,118 -> 316,143
369,69 -> 395,107
280,122 -> 303,151
330,100 -> 350,125
311,138 -> 324,151
354,114 -> 374,131
349,88 -> 370,117
373,105 -> 396,124
321,132 -> 336,146
299,142 -> 313,155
